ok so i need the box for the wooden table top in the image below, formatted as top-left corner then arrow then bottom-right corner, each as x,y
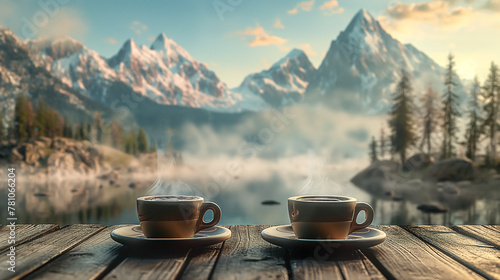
0,225 -> 499,280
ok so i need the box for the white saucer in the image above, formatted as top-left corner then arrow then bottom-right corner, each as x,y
261,225 -> 386,249
111,225 -> 231,247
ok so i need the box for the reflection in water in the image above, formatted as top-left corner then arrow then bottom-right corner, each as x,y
1,165 -> 499,226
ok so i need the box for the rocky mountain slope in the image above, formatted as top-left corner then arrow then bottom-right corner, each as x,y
0,27 -> 113,127
233,49 -> 316,107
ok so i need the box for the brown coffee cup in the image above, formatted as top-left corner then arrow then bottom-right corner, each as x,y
137,195 -> 221,238
288,195 -> 374,239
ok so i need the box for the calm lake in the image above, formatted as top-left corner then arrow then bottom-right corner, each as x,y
2,158 -> 499,226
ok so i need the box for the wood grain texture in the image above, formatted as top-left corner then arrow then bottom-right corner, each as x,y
289,246 -> 384,280
362,226 -> 482,280
180,242 -> 224,280
210,225 -> 288,280
0,224 -> 103,280
337,250 -> 385,280
405,225 -> 500,280
0,224 -> 59,253
453,225 -> 500,248
102,247 -> 190,280
22,225 -> 125,280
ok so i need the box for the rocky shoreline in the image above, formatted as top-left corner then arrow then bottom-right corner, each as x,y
0,137 -> 157,181
350,155 -> 500,213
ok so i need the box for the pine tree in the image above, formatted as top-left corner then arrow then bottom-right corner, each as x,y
34,100 -> 48,137
26,100 -> 35,138
75,123 -> 86,140
111,121 -> 125,149
389,68 -> 416,163
62,119 -> 74,139
441,53 -> 461,159
14,93 -> 30,141
0,112 -> 5,140
379,127 -> 386,159
420,84 -> 440,155
137,128 -> 148,153
481,62 -> 499,167
46,109 -> 63,138
85,122 -> 92,141
94,113 -> 103,143
125,129 -> 138,155
465,77 -> 482,161
369,136 -> 378,163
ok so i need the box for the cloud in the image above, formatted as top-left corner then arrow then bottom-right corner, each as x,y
274,19 -> 285,29
299,44 -> 318,56
105,37 -> 117,44
287,0 -> 315,15
482,0 -> 500,11
379,0 -> 477,31
148,36 -> 156,42
130,20 -> 147,35
236,24 -> 287,48
36,8 -> 87,39
319,0 -> 344,15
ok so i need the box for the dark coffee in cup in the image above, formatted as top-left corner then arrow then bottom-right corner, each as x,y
288,195 -> 374,239
137,195 -> 221,238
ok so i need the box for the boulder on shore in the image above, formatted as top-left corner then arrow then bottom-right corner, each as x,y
350,160 -> 400,193
403,153 -> 434,171
426,157 -> 477,182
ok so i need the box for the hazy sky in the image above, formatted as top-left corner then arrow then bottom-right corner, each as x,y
1,0 -> 499,88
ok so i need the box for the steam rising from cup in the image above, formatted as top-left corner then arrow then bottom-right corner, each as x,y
297,150 -> 344,195
147,133 -> 203,197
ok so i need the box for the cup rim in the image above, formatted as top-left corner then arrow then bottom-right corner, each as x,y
137,195 -> 204,202
288,195 -> 357,203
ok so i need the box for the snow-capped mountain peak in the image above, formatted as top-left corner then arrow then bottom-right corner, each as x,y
305,9 -> 466,114
351,9 -> 377,28
150,33 -> 194,67
271,48 -> 306,68
234,48 -> 316,107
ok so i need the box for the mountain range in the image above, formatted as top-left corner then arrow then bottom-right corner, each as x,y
0,9 -> 467,127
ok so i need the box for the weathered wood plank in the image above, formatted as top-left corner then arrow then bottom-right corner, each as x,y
289,248 -> 384,280
453,225 -> 500,248
102,246 -> 190,280
179,244 -> 223,280
23,225 -> 125,280
337,250 -> 385,280
180,236 -> 226,280
0,224 -> 104,280
290,250 -> 343,280
210,225 -> 288,280
0,224 -> 59,253
406,225 -> 500,280
362,226 -> 482,280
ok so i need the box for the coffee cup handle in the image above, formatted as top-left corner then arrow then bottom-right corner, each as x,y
196,202 -> 222,232
349,202 -> 374,234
